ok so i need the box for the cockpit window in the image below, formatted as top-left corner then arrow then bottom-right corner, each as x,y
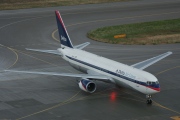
147,81 -> 150,85
155,81 -> 159,84
147,81 -> 159,85
147,81 -> 151,85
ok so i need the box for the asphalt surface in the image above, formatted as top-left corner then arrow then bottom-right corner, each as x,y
0,0 -> 180,120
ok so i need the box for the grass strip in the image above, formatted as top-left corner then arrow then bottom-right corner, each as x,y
87,19 -> 180,45
0,0 -> 130,10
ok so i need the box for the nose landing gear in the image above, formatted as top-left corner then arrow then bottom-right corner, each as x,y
146,94 -> 152,104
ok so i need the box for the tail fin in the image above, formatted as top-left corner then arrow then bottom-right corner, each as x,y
55,10 -> 73,48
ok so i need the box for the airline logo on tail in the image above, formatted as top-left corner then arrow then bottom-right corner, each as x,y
61,35 -> 67,41
55,10 -> 73,48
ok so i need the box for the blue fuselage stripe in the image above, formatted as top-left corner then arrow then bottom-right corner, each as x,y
66,55 -> 159,89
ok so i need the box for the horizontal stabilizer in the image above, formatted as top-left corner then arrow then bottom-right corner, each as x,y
74,42 -> 90,49
26,48 -> 61,56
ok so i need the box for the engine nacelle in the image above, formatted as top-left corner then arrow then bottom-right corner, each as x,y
78,79 -> 96,93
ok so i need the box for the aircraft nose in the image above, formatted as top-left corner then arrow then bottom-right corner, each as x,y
153,83 -> 160,93
146,83 -> 160,94
155,86 -> 160,93
156,83 -> 160,92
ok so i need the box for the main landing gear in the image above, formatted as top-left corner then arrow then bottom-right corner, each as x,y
146,94 -> 152,105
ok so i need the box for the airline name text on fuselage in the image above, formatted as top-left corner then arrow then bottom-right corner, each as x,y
116,69 -> 136,79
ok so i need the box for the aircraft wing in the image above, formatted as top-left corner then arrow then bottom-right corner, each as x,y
131,52 -> 172,70
5,70 -> 111,80
26,48 -> 62,56
74,42 -> 90,49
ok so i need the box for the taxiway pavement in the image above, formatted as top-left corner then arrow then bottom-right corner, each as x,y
0,0 -> 180,119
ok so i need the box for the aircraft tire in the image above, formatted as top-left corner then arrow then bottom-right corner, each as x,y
146,99 -> 152,104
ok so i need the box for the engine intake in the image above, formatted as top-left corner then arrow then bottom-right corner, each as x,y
78,79 -> 96,93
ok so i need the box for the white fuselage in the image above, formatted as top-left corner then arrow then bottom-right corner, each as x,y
58,47 -> 160,95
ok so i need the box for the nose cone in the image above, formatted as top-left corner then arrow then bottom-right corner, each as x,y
147,83 -> 160,94
154,84 -> 160,92
144,73 -> 160,94
156,87 -> 160,92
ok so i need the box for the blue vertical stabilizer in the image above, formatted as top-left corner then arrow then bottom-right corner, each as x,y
55,10 -> 73,48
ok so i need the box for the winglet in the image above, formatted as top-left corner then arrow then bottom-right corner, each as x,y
55,10 -> 73,48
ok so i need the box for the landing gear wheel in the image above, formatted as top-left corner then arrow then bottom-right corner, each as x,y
146,94 -> 152,105
146,99 -> 152,104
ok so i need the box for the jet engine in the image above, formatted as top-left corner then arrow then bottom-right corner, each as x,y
78,79 -> 96,93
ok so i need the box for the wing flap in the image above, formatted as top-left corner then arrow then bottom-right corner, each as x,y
131,52 -> 172,70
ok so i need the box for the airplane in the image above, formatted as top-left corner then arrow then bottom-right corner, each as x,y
5,10 -> 172,104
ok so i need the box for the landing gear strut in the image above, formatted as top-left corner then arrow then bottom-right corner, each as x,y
146,94 -> 152,104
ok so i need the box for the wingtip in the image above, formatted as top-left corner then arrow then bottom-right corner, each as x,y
167,51 -> 173,54
4,70 -> 11,72
25,48 -> 33,51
